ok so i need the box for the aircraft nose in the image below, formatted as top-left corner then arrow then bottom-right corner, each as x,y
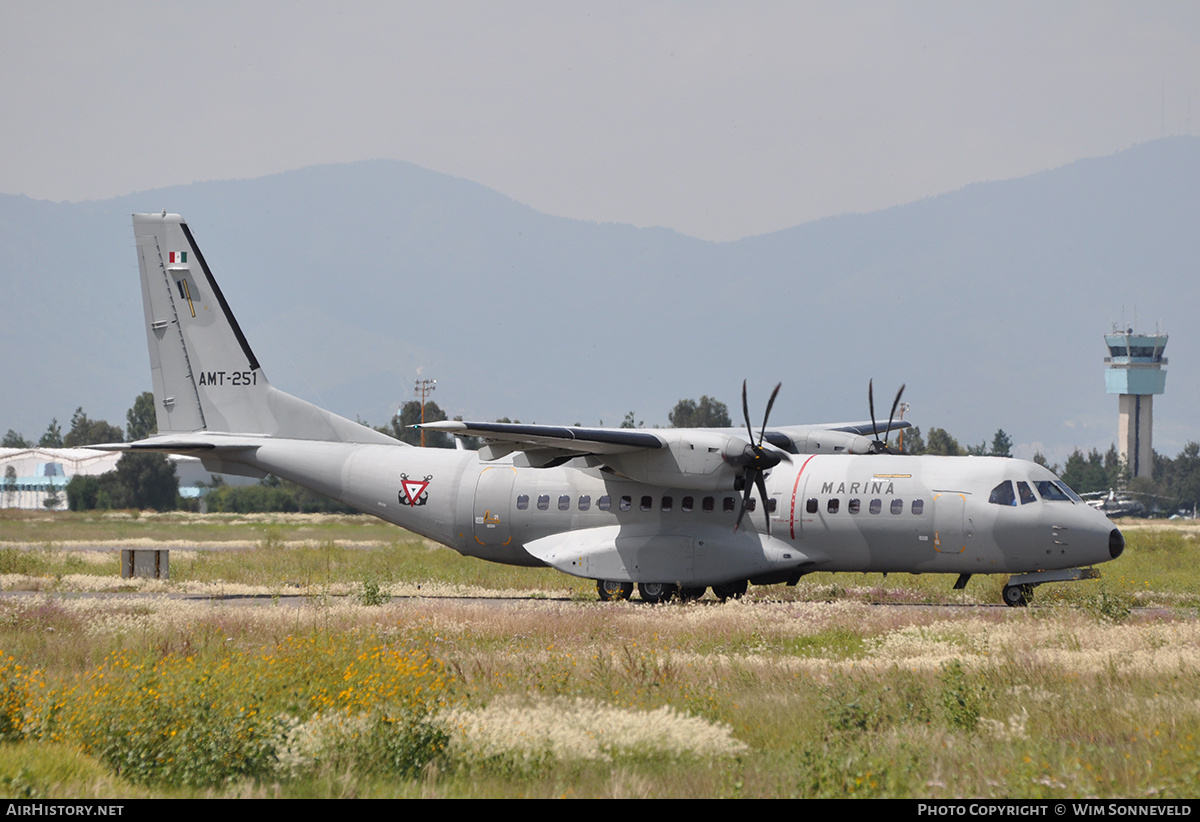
1109,528 -> 1125,559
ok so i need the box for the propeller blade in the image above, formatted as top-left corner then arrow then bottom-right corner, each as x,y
741,380 -> 755,444
761,441 -> 794,464
759,382 -> 781,445
868,379 -> 907,453
755,471 -> 772,536
883,383 -> 906,451
734,476 -> 755,531
869,379 -> 879,443
734,380 -> 786,533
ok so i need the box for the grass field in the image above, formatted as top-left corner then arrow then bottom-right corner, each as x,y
0,509 -> 1197,798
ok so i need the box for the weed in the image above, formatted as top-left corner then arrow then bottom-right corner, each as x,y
0,767 -> 44,799
0,549 -> 47,577
50,635 -> 454,788
938,659 -> 984,732
1087,587 -> 1135,623
360,578 -> 388,607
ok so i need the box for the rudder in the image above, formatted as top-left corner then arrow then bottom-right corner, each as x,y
133,213 -> 397,444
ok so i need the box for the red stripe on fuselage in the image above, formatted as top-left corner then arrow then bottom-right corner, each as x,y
789,455 -> 816,540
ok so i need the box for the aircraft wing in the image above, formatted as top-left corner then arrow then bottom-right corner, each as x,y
811,420 -> 912,437
767,419 -> 910,451
421,419 -> 909,459
418,418 -> 912,484
418,421 -> 664,467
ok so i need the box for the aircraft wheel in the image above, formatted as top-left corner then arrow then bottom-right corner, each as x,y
1002,584 -> 1028,608
638,582 -> 678,604
597,580 -> 634,601
678,586 -> 706,602
712,580 -> 749,602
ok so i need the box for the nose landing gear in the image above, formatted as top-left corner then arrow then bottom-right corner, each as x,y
1002,583 -> 1033,607
1000,567 -> 1102,607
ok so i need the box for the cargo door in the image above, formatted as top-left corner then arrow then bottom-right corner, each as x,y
473,466 -> 517,547
932,492 -> 966,554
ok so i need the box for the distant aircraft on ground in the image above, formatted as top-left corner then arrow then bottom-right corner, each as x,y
1084,489 -> 1148,519
112,213 -> 1123,607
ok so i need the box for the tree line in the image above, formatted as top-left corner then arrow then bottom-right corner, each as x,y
7,394 -> 1200,515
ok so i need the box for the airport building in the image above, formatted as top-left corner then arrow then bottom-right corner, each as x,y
1103,328 -> 1168,479
0,448 -> 214,510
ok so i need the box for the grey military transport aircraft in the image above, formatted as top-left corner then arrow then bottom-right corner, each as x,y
114,213 -> 1124,607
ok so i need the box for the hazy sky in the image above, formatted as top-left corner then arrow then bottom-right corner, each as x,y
3,1 -> 1199,241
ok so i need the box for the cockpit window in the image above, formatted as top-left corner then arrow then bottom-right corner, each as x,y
1017,481 -> 1036,505
1056,481 -> 1083,502
989,481 -> 1016,506
1035,480 -> 1073,502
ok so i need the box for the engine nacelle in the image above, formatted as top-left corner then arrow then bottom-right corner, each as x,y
786,429 -> 874,455
600,431 -> 746,490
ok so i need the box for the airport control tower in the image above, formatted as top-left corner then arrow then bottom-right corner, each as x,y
1104,327 -> 1168,479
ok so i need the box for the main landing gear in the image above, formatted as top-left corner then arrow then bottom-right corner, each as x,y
594,579 -> 750,603
637,582 -> 678,604
596,580 -> 634,601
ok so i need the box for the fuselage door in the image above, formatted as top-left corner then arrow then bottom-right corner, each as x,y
932,492 -> 966,554
473,466 -> 517,547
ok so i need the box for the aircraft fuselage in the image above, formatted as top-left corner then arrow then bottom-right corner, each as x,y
244,441 -> 1121,589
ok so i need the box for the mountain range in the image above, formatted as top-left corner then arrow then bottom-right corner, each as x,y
2,136 -> 1197,465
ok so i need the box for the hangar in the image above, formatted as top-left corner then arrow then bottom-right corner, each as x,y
0,448 -> 213,510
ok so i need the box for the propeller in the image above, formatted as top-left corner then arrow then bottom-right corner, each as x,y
733,380 -> 791,535
868,379 -> 906,454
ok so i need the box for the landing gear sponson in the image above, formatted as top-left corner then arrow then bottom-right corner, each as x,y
595,579 -> 748,603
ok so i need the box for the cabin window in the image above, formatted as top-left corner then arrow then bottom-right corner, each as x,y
723,497 -> 736,513
768,498 -> 777,513
537,495 -> 550,511
911,499 -> 924,515
620,496 -> 632,511
578,495 -> 591,511
598,495 -> 612,511
702,496 -> 715,512
1017,481 -> 1036,505
891,498 -> 903,515
558,494 -> 571,511
681,496 -> 694,512
848,498 -> 861,514
661,496 -> 673,512
640,495 -> 653,512
806,498 -> 818,514
516,494 -> 529,510
869,499 -> 882,514
827,498 -> 839,514
746,497 -> 757,511
989,481 -> 1016,506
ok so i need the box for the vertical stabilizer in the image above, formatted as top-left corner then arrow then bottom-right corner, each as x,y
133,213 -> 397,444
